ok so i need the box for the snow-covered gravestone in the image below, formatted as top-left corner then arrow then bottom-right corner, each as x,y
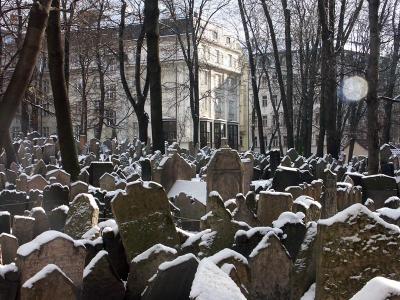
142,254 -> 199,300
126,243 -> 177,299
82,250 -> 125,300
20,264 -> 78,300
153,152 -> 196,193
0,263 -> 19,300
27,174 -> 48,192
232,193 -> 259,227
111,181 -> 179,262
257,191 -> 293,226
64,194 -> 99,239
361,174 -> 398,209
241,152 -> 254,194
292,195 -> 321,222
0,233 -> 18,264
16,231 -> 86,288
290,222 -> 318,300
272,211 -> 307,260
350,276 -> 400,300
320,169 -> 337,218
315,204 -> 400,299
45,169 -> 71,186
248,232 -> 292,300
200,192 -> 245,256
31,207 -> 50,238
189,258 -> 247,300
206,147 -> 244,201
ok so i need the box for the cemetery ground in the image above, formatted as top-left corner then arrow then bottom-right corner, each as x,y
0,134 -> 400,299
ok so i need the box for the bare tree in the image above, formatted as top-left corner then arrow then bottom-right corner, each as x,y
0,0 -> 52,165
47,0 -> 80,179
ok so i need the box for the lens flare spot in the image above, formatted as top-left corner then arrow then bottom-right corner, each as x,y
342,76 -> 368,101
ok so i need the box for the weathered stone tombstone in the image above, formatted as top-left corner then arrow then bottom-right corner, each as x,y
111,180 -> 179,261
0,190 -> 27,216
272,166 -> 302,192
69,180 -> 89,201
153,152 -> 196,193
126,243 -> 177,299
141,254 -> 199,300
0,233 -> 18,264
257,191 -> 293,226
27,175 -> 49,191
12,215 -> 35,245
20,264 -> 78,300
99,173 -> 116,191
0,263 -> 19,300
45,169 -> 71,186
316,204 -> 400,299
48,205 -> 69,231
64,193 -> 99,239
0,211 -> 11,234
16,230 -> 86,287
31,207 -> 50,238
361,174 -> 398,209
232,193 -> 259,227
88,162 -> 114,187
320,169 -> 337,218
206,147 -> 244,201
82,250 -> 125,300
42,184 -> 69,212
248,232 -> 292,300
172,192 -> 205,231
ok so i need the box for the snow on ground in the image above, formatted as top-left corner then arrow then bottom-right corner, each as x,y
167,180 -> 207,205
190,258 -> 246,300
350,277 -> 400,300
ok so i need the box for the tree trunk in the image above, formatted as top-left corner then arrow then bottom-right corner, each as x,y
145,0 -> 164,153
382,23 -> 399,143
0,0 -> 52,153
47,0 -> 80,180
317,0 -> 338,158
366,0 -> 381,174
238,0 -> 265,154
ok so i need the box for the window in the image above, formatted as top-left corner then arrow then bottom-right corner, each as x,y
315,112 -> 320,125
106,84 -> 116,101
212,30 -> 218,40
272,137 -> 279,147
262,96 -> 268,107
107,57 -> 117,72
200,121 -> 212,148
283,136 -> 287,147
226,37 -> 231,44
215,50 -> 220,63
228,124 -> 238,149
254,136 -> 258,147
105,109 -> 117,126
273,115 -> 278,127
279,112 -> 285,126
163,120 -> 177,143
228,54 -> 233,67
215,74 -> 222,87
262,115 -> 268,127
271,95 -> 278,106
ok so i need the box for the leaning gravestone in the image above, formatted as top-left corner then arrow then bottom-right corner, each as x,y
206,146 -> 244,201
12,215 -> 35,245
0,233 -> 18,264
16,230 -> 86,287
153,152 -> 195,193
111,181 -> 180,261
64,193 -> 99,239
82,250 -> 125,300
315,204 -> 400,299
